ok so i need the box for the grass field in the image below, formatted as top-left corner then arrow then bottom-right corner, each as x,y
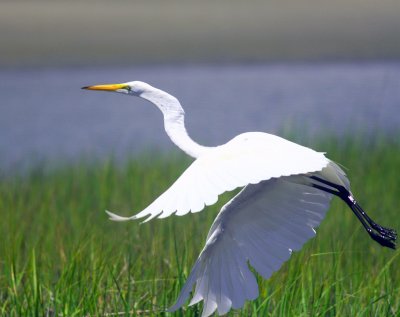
0,137 -> 399,316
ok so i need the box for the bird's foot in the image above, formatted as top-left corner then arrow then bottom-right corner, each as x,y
372,224 -> 397,241
368,228 -> 397,250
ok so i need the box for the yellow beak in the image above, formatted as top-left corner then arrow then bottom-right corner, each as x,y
81,83 -> 128,91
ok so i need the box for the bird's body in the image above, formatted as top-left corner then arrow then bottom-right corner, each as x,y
83,81 -> 396,317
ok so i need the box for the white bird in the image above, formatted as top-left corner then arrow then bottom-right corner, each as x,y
82,81 -> 396,317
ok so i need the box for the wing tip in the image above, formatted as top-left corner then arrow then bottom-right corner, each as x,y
105,210 -> 136,222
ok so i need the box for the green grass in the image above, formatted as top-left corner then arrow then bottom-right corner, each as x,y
1,138 -> 399,316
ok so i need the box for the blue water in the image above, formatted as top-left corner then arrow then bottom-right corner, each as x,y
1,62 -> 399,170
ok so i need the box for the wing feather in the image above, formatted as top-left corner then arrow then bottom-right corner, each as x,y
106,132 -> 329,221
169,175 -> 335,316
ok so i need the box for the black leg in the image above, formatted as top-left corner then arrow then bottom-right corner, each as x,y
311,176 -> 397,238
353,202 -> 397,239
310,176 -> 397,249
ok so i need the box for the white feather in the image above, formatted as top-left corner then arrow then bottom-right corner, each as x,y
169,174 -> 334,316
107,132 -> 329,221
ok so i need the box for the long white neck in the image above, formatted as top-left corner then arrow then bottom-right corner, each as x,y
139,87 -> 212,158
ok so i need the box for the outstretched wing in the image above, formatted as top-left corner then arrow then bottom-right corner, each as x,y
106,132 -> 329,222
169,176 -> 333,317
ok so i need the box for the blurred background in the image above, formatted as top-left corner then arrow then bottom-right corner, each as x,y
1,0 -> 399,169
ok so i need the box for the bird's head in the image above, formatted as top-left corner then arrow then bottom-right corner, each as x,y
82,81 -> 153,97
82,80 -> 182,118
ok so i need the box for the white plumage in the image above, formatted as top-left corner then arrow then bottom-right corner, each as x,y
106,132 -> 330,222
83,81 -> 395,317
168,177 -> 334,316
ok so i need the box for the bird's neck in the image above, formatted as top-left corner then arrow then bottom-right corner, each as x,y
140,89 -> 212,158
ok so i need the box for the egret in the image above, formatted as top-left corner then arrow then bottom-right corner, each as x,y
82,81 -> 396,317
